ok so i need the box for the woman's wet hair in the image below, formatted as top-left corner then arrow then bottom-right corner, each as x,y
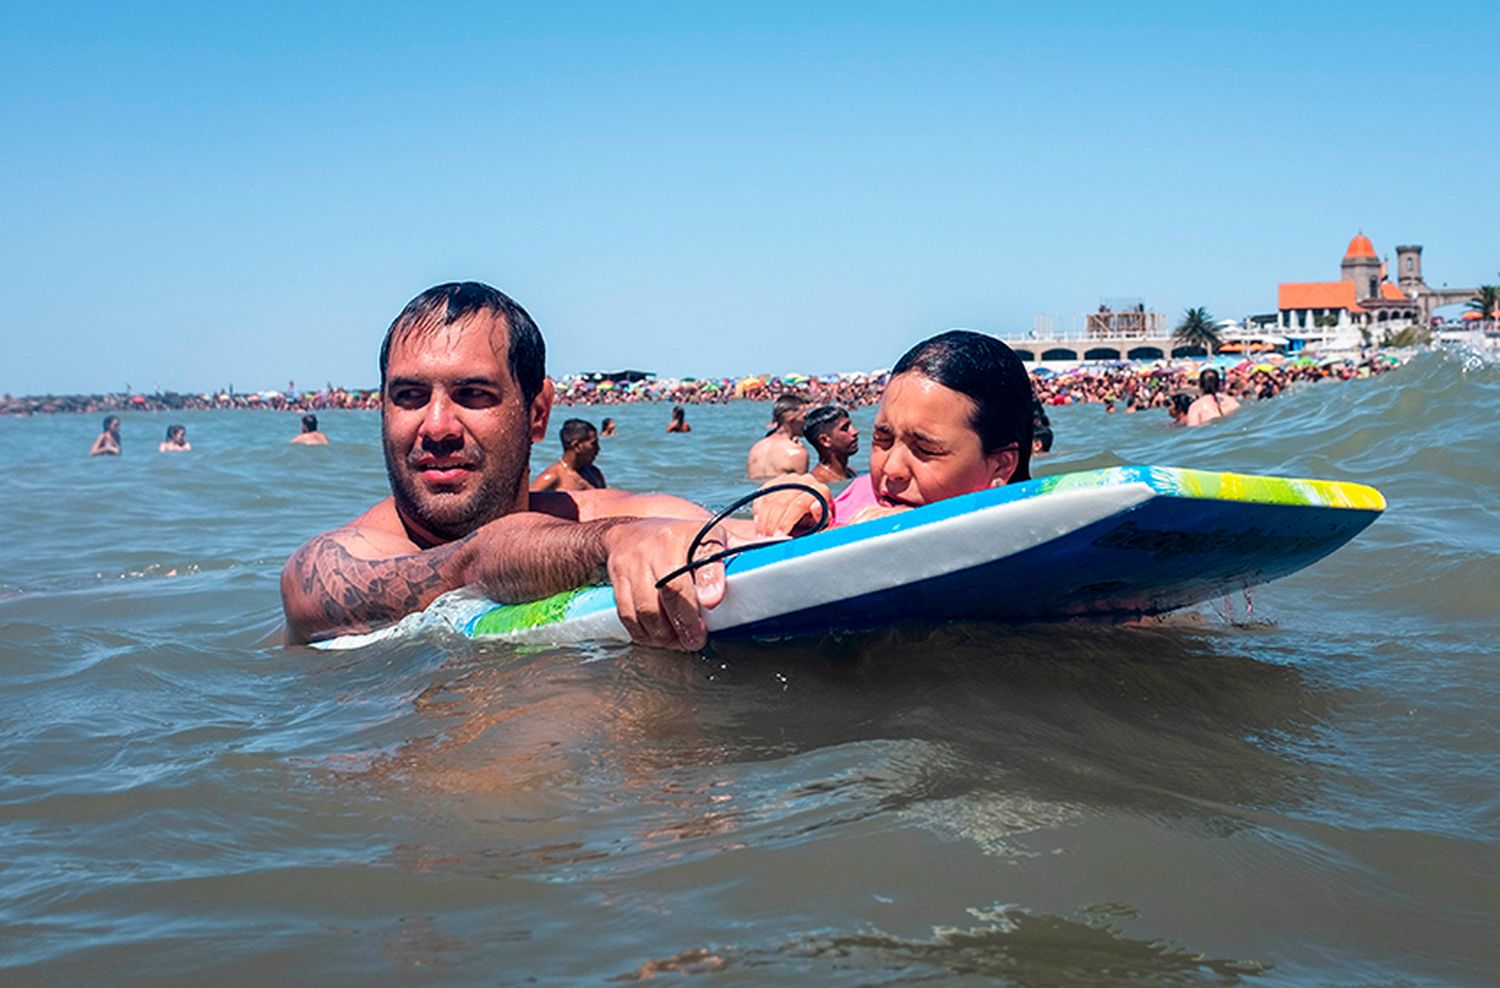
1199,368 -> 1222,395
103,415 -> 119,431
379,282 -> 545,406
803,404 -> 849,448
165,424 -> 185,441
1170,392 -> 1194,417
891,330 -> 1035,481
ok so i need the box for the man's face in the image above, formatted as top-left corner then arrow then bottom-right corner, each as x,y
381,315 -> 550,543
826,415 -> 859,458
572,432 -> 600,467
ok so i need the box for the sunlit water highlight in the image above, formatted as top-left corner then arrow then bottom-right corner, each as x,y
2,349 -> 1498,985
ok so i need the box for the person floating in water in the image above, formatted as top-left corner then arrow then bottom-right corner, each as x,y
802,404 -> 859,484
531,418 -> 606,492
158,424 -> 191,452
666,405 -> 691,433
752,331 -> 1034,535
1186,368 -> 1240,427
280,282 -> 731,650
90,415 -> 121,456
600,417 -> 616,436
1167,392 -> 1193,426
291,413 -> 329,445
746,394 -> 808,478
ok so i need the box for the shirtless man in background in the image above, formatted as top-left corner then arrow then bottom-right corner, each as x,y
280,282 -> 729,651
531,418 -> 606,491
746,394 -> 808,479
291,414 -> 330,445
802,404 -> 858,484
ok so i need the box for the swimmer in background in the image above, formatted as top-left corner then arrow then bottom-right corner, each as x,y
746,394 -> 808,479
667,405 -> 691,433
531,418 -> 606,492
90,415 -> 121,456
158,424 -> 191,452
600,417 -> 616,437
1167,392 -> 1193,426
1186,368 -> 1240,427
1031,422 -> 1054,455
803,404 -> 859,484
291,413 -> 329,445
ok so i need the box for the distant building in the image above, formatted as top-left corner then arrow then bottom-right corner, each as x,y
1278,234 -> 1475,343
1012,299 -> 1183,364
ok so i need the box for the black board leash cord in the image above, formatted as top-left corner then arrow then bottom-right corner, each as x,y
653,482 -> 833,590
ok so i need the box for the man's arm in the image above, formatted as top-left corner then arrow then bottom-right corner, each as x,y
282,506 -> 729,651
281,512 -> 626,645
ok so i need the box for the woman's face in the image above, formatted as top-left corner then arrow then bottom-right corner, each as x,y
869,372 -> 1016,508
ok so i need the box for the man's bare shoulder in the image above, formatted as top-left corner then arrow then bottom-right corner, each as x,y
301,498 -> 416,561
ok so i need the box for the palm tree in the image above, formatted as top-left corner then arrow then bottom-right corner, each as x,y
1173,307 -> 1221,354
1469,285 -> 1499,332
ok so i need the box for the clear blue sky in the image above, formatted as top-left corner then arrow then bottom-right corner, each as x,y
3,1 -> 1496,394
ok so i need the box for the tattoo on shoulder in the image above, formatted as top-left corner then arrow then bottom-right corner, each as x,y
289,531 -> 472,637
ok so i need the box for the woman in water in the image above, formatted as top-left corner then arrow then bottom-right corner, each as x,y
158,424 -> 191,452
753,330 -> 1034,535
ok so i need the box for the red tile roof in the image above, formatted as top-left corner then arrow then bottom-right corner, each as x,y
1279,280 -> 1366,313
1379,281 -> 1407,301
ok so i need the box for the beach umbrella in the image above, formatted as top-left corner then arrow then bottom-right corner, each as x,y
1253,363 -> 1276,374
596,381 -> 615,391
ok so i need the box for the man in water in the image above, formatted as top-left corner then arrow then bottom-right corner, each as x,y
746,394 -> 808,478
291,414 -> 330,445
1186,368 -> 1241,426
280,282 -> 728,650
90,415 -> 121,456
803,404 -> 858,484
531,418 -> 606,491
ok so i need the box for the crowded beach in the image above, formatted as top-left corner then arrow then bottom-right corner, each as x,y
5,349 -> 1410,420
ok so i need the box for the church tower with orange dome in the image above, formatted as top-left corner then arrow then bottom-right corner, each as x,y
1340,232 -> 1381,301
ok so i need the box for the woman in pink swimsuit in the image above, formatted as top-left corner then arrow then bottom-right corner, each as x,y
753,330 -> 1036,536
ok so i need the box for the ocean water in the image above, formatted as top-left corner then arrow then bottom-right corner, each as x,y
2,349 -> 1497,986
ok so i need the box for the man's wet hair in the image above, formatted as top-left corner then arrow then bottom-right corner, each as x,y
559,418 -> 596,449
379,282 -> 545,405
803,404 -> 849,449
1198,368 -> 1223,395
165,424 -> 185,441
301,414 -> 318,432
1033,423 -> 1054,452
771,394 -> 808,427
892,330 -> 1035,482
